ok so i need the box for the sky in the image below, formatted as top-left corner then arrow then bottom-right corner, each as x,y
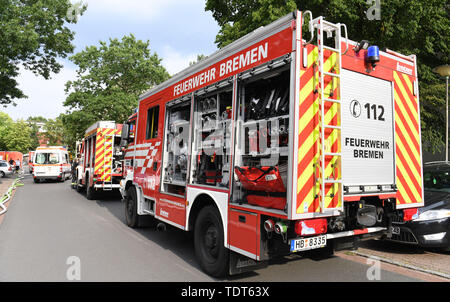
2,0 -> 220,121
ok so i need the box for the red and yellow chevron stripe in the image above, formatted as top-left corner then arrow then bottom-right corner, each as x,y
393,71 -> 423,206
94,128 -> 121,183
296,45 -> 342,215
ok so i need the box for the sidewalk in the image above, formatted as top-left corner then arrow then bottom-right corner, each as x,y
354,239 -> 450,279
0,177 -> 16,225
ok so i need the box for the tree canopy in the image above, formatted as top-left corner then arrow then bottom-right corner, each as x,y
63,34 -> 170,149
0,0 -> 86,106
0,112 -> 34,153
205,0 -> 449,152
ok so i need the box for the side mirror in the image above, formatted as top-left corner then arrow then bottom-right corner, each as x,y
120,124 -> 130,147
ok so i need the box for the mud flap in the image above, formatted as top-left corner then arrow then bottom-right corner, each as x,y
229,251 -> 267,275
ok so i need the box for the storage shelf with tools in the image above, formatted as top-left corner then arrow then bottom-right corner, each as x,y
190,85 -> 233,189
161,100 -> 191,196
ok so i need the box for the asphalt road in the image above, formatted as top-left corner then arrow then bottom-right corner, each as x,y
0,175 -> 429,282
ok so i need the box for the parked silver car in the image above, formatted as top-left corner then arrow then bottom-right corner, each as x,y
0,160 -> 14,178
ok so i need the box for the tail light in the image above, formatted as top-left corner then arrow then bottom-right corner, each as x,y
403,208 -> 419,221
295,218 -> 327,236
8,166 -> 12,171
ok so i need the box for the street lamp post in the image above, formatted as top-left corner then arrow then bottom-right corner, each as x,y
433,65 -> 450,162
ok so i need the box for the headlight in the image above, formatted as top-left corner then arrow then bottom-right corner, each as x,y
413,209 -> 450,222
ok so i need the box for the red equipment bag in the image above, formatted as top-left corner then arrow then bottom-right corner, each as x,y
234,166 -> 286,192
246,195 -> 286,210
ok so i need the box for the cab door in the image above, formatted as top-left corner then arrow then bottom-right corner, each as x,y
135,99 -> 164,201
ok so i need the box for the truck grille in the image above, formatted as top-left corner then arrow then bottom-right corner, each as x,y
390,228 -> 418,244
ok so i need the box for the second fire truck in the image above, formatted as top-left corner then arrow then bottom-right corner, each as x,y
75,121 -> 124,199
119,11 -> 424,276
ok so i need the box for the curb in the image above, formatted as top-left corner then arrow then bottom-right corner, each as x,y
352,250 -> 450,280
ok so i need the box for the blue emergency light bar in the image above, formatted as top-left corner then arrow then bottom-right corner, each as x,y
367,46 -> 380,64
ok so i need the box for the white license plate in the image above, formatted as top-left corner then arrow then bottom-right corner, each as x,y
290,235 -> 327,252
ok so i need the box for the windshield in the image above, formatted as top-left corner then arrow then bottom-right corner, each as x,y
35,152 -> 60,165
424,168 -> 450,193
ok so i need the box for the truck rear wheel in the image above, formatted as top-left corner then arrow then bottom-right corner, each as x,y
194,205 -> 229,277
86,176 -> 96,200
125,187 -> 140,228
76,172 -> 84,192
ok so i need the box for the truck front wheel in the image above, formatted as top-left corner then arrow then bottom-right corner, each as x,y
194,205 -> 229,277
125,187 -> 140,228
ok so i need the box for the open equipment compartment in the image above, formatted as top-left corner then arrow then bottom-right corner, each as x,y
161,98 -> 191,196
232,65 -> 291,212
190,81 -> 233,188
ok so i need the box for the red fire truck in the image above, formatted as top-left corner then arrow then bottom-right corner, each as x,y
75,121 -> 124,199
119,11 -> 424,276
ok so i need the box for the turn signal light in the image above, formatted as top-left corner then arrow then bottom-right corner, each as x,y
295,218 -> 327,236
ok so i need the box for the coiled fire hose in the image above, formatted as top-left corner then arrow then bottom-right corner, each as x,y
0,178 -> 24,216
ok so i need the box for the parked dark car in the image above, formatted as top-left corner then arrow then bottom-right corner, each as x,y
389,162 -> 450,251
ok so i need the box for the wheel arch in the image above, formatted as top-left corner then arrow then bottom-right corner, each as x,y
186,189 -> 229,247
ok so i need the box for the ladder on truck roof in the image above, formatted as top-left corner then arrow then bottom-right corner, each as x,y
312,16 -> 347,214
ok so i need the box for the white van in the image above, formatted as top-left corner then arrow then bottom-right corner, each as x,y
32,146 -> 71,183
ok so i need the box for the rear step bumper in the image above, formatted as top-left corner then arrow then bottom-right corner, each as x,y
326,227 -> 386,239
94,184 -> 121,189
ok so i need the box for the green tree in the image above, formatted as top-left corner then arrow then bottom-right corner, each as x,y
0,0 -> 86,106
63,34 -> 170,149
43,115 -> 67,147
3,120 -> 34,153
0,112 -> 34,153
0,112 -> 14,150
205,0 -> 297,48
26,116 -> 48,149
205,0 -> 449,152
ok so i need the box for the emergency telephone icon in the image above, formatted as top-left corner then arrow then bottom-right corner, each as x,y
350,100 -> 361,118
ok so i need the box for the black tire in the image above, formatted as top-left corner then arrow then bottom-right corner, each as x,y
76,181 -> 84,192
0,171 -> 5,178
125,186 -> 140,228
194,205 -> 229,277
76,172 -> 84,192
